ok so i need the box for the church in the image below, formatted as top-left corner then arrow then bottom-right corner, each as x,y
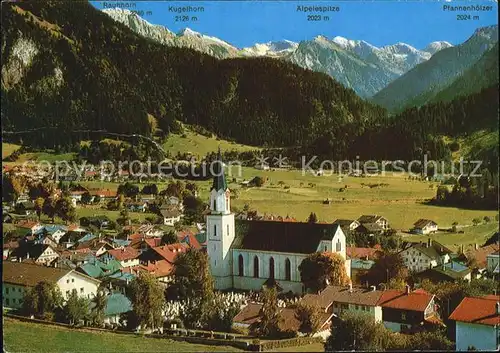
206,152 -> 350,294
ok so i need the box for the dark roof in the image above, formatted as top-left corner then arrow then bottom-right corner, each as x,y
211,149 -> 227,192
18,201 -> 35,209
232,220 -> 341,254
160,209 -> 181,218
416,262 -> 471,282
408,240 -> 453,258
357,222 -> 383,233
302,285 -> 384,308
11,243 -> 56,260
357,215 -> 386,224
413,219 -> 437,228
3,261 -> 71,286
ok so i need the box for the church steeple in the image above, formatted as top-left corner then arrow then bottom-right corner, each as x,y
211,147 -> 227,192
209,148 -> 230,214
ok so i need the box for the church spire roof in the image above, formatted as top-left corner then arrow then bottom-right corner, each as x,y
212,148 -> 227,192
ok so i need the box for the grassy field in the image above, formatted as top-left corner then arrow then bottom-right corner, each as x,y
75,207 -> 154,223
163,128 -> 259,158
2,142 -> 22,159
67,166 -> 498,248
3,318 -> 241,353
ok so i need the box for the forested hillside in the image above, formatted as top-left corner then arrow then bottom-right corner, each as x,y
1,1 -> 385,156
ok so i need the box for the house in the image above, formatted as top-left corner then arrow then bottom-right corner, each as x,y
3,241 -> 19,259
449,295 -> 500,351
125,201 -> 148,213
104,247 -> 140,268
347,246 -> 382,260
139,194 -> 156,204
2,261 -> 101,308
137,243 -> 188,283
355,222 -> 384,236
459,243 -> 500,277
486,253 -> 499,278
69,190 -> 86,205
415,261 -> 472,283
350,259 -> 375,284
302,284 -> 384,322
89,189 -> 117,200
10,243 -> 60,265
136,224 -> 163,238
206,152 -> 349,294
333,219 -> 360,233
160,208 -> 182,226
399,239 -> 453,273
377,287 -> 441,333
77,258 -> 122,279
15,221 -> 43,235
99,293 -> 132,326
163,196 -> 183,211
357,215 -> 389,231
233,302 -> 332,338
79,215 -> 111,230
411,219 -> 438,235
15,201 -> 36,216
176,230 -> 203,250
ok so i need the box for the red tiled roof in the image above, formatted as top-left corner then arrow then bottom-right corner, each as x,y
3,241 -> 19,250
466,244 -> 500,269
144,238 -> 162,249
107,247 -> 140,261
151,243 -> 188,263
347,247 -> 382,260
377,289 -> 434,312
16,221 -> 40,229
233,302 -> 262,325
89,189 -> 117,197
138,259 -> 174,278
449,295 -> 500,326
177,230 -> 202,250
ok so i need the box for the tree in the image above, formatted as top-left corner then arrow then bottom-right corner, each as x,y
128,272 -> 166,330
325,312 -> 391,351
299,252 -> 349,293
63,290 -> 89,325
22,281 -> 64,320
362,251 -> 407,286
295,302 -> 323,336
472,218 -> 481,226
307,212 -> 318,223
161,230 -> 178,245
34,197 -> 44,220
406,331 -> 453,351
81,191 -> 92,204
141,183 -> 158,195
90,291 -> 107,327
117,208 -> 130,226
250,176 -> 265,187
171,248 -> 214,301
55,197 -> 76,223
117,182 -> 139,198
182,195 -> 205,224
483,216 -> 491,223
43,197 -> 57,222
93,194 -> 101,204
250,286 -> 281,338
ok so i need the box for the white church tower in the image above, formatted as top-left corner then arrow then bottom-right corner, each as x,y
206,149 -> 235,289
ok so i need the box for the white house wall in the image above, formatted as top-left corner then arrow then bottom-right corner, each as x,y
57,272 -> 100,299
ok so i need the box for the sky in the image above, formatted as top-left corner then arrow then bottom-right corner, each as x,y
90,1 -> 498,48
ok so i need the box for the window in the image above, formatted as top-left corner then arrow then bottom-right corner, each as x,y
227,224 -> 229,236
355,305 -> 359,310
336,239 -> 341,252
71,279 -> 75,283
80,288 -> 84,293
5,287 -> 9,294
324,246 -> 327,252
66,290 -> 70,297
238,255 -> 244,277
214,224 -> 217,237
66,279 -> 70,284
401,312 -> 406,321
285,258 -> 291,281
269,257 -> 275,279
6,299 -> 9,305
253,256 -> 259,278
213,199 -> 216,210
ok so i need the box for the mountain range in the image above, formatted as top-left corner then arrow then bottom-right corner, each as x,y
102,8 -> 455,98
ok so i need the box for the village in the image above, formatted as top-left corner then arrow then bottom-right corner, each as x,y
2,154 -> 499,352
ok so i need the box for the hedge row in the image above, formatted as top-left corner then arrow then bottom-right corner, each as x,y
258,336 -> 323,351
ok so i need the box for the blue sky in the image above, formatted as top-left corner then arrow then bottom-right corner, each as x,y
91,1 -> 498,48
